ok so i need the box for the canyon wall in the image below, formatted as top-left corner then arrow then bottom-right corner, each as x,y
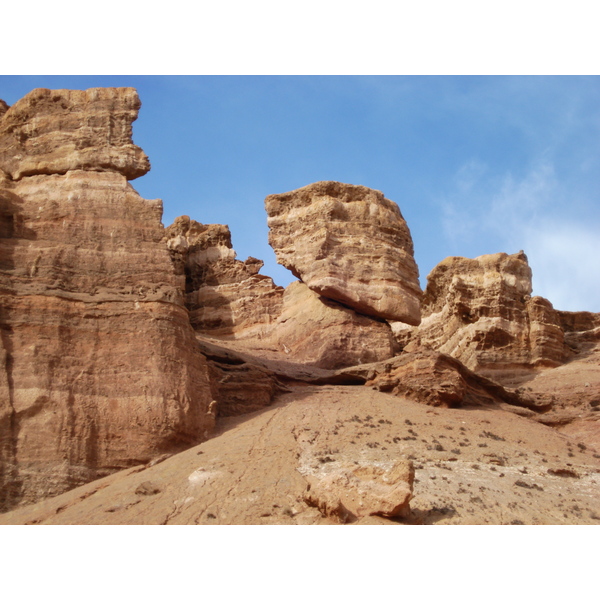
0,88 -> 214,511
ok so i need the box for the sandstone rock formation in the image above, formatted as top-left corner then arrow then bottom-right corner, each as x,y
206,359 -> 282,418
165,216 -> 399,370
2,86 -> 600,526
163,215 -> 284,338
265,181 -> 422,325
0,89 -> 214,512
0,87 -> 149,181
263,281 -> 398,369
400,251 -> 567,380
356,349 -> 552,411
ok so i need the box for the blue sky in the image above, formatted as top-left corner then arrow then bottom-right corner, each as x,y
1,75 -> 599,312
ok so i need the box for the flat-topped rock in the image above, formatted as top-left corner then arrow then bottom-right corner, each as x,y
265,181 -> 422,325
409,251 -> 567,377
0,87 -> 149,181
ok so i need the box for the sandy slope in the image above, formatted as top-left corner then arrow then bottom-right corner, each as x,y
2,383 -> 598,525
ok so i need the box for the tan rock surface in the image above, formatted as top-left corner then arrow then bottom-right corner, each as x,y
501,314 -> 600,446
206,359 -> 282,417
409,251 -> 567,379
163,215 -> 284,338
0,89 -> 214,512
3,86 -> 600,526
165,216 -> 398,370
265,181 -> 422,324
304,459 -> 414,521
261,281 -> 398,370
2,383 -> 598,525
0,88 -> 149,181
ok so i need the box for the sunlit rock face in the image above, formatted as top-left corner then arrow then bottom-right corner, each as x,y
0,87 -> 150,181
265,181 -> 422,325
265,281 -> 399,370
402,251 -> 567,378
163,215 -> 285,339
165,216 -> 398,370
0,89 -> 214,512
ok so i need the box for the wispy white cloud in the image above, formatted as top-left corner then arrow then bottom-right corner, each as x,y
441,158 -> 600,312
524,220 -> 600,312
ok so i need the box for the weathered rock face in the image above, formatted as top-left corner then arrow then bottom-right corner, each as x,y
0,89 -> 214,512
358,349 -> 552,412
304,459 -> 414,522
0,87 -> 149,181
404,251 -> 567,378
265,281 -> 398,370
164,216 -> 284,338
206,360 -> 282,417
165,217 -> 398,370
265,181 -> 422,325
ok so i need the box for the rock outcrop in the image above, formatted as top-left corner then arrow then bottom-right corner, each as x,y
164,215 -> 284,338
3,86 -> 600,526
0,87 -> 149,181
354,349 -> 553,411
265,181 -> 422,325
401,251 -> 567,380
0,89 -> 214,512
263,281 -> 398,369
165,216 -> 399,370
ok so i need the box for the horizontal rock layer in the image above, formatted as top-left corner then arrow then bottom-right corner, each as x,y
166,216 -> 399,370
164,215 -> 284,338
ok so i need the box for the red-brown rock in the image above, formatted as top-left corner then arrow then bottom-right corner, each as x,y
164,216 -> 284,338
265,181 -> 422,325
402,251 -> 567,380
0,89 -> 214,512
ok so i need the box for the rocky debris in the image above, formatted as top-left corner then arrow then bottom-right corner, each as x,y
265,181 -> 422,325
0,87 -> 149,181
304,460 -> 414,522
406,251 -> 567,379
164,215 -> 284,338
135,481 -> 162,495
0,89 -> 214,512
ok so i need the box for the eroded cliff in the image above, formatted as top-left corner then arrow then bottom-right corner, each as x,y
1,86 -> 599,524
0,88 -> 214,511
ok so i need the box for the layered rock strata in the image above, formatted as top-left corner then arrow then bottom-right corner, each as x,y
164,215 -> 284,338
265,181 -> 422,325
0,87 -> 149,181
399,251 -> 567,379
165,217 -> 399,370
0,89 -> 214,512
264,281 -> 398,369
357,349 -> 552,411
